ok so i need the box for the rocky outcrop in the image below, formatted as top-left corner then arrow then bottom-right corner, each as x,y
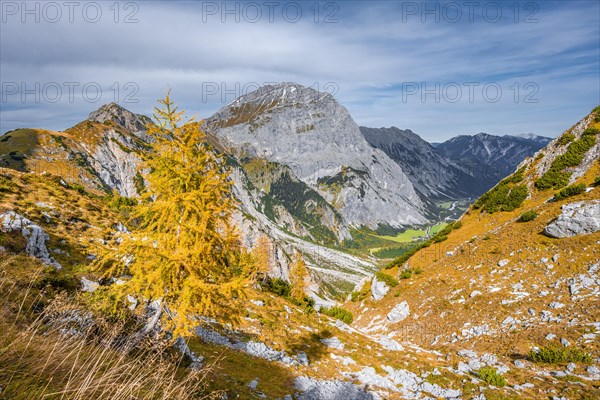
387,301 -> 410,323
195,326 -> 303,366
88,102 -> 152,136
371,276 -> 389,300
0,211 -> 61,268
294,376 -> 375,400
544,200 -> 600,238
205,83 -> 429,229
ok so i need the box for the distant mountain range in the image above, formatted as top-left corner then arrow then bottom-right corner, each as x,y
361,128 -> 551,200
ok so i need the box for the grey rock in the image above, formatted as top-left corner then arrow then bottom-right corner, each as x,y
294,376 -> 374,400
544,200 -> 600,238
80,277 -> 99,293
437,132 -> 551,195
0,211 -> 61,269
387,301 -> 410,323
174,337 -> 204,370
545,333 -> 557,340
468,359 -> 482,370
498,259 -> 509,267
480,353 -> 498,366
560,338 -> 571,347
88,102 -> 152,135
360,126 -> 479,200
320,337 -> 344,350
457,361 -> 471,373
297,351 -> 309,366
126,295 -> 138,310
250,299 -> 264,307
248,378 -> 259,390
514,360 -> 526,368
377,335 -> 404,351
371,276 -> 390,301
587,365 -> 600,378
549,302 -> 565,309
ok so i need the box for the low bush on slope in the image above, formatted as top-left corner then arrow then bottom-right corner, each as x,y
529,346 -> 593,364
320,306 -> 354,324
473,168 -> 528,213
535,134 -> 597,190
554,183 -> 587,200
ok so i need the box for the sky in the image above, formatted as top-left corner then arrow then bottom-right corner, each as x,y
1,0 -> 599,142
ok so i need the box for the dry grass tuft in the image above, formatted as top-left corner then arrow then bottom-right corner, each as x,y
0,255 -> 220,400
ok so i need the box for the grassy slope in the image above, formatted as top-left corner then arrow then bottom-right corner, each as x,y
346,110 -> 600,399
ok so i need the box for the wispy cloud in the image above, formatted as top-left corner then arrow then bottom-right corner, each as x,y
1,0 -> 598,141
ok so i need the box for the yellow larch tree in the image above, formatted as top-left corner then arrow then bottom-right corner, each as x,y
252,234 -> 272,283
94,93 -> 255,337
290,251 -> 309,301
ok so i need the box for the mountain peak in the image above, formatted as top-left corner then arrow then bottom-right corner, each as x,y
88,103 -> 150,133
228,82 -> 335,109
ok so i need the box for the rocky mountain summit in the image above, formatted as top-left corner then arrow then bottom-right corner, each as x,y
205,83 -> 430,229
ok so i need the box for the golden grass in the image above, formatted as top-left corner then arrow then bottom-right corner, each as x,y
0,255 -> 221,400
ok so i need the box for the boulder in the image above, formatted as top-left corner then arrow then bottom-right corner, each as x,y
544,201 -> 600,238
371,276 -> 389,301
387,301 -> 410,323
80,277 -> 99,293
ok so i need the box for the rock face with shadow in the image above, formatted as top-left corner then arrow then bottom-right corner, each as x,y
544,200 -> 600,238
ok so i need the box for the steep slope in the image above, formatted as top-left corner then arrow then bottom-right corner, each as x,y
436,132 -> 552,191
204,83 -> 430,229
0,100 -> 377,299
345,106 -> 600,399
360,126 -> 478,200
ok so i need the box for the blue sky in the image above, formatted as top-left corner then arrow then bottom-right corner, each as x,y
1,0 -> 599,141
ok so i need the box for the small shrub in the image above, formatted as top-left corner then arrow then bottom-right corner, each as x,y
536,135 -> 597,190
292,295 -> 315,314
529,346 -> 593,364
474,183 -> 528,213
554,183 -> 587,200
414,267 -> 422,275
350,282 -> 371,302
375,271 -> 399,287
558,133 -> 575,146
478,366 -> 507,387
106,192 -> 137,211
433,235 -> 448,243
518,210 -> 538,222
593,176 -> 600,187
400,270 -> 413,279
263,277 -> 292,297
582,127 -> 600,136
321,306 -> 353,324
69,183 -> 87,195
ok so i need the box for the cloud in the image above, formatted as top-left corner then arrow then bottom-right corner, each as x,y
1,0 -> 598,142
